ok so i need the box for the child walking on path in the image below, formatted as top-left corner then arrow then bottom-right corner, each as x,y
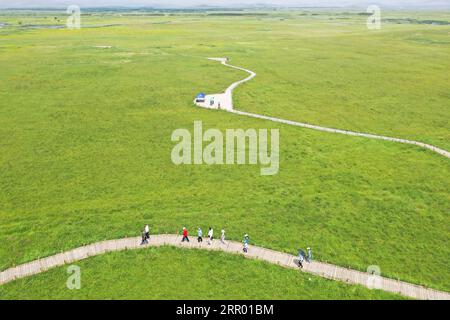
197,227 -> 203,243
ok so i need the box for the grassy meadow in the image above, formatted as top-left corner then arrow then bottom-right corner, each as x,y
0,9 -> 449,297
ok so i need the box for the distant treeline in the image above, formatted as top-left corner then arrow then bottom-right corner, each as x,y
384,18 -> 450,25
298,12 -> 371,16
118,13 -> 166,16
1,7 -> 247,13
206,13 -> 269,16
1,7 -> 278,16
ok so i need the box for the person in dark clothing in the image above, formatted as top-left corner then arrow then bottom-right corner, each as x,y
144,224 -> 150,241
298,249 -> 305,268
140,230 -> 148,245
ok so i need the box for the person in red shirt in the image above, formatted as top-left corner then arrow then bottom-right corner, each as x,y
182,227 -> 189,242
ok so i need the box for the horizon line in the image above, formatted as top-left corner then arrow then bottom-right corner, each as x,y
2,5 -> 450,10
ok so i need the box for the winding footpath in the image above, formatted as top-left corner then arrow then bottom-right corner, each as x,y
1,235 -> 449,300
196,58 -> 450,159
2,60 -> 448,300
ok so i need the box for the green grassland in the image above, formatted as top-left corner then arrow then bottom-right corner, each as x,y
232,14 -> 450,150
0,10 -> 449,297
0,246 -> 404,299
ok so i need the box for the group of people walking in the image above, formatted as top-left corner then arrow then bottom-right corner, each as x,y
141,225 -> 250,253
182,227 -> 245,250
185,226 -> 220,245
140,224 -> 312,261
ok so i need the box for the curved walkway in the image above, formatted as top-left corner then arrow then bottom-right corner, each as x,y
1,235 -> 449,300
197,58 -> 450,159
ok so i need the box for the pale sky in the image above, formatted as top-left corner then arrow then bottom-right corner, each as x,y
1,0 -> 449,9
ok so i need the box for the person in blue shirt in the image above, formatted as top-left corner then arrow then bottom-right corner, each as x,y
197,227 -> 203,243
243,234 -> 249,253
298,249 -> 305,268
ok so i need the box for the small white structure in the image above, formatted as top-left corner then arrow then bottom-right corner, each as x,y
193,58 -> 243,112
194,92 -> 232,111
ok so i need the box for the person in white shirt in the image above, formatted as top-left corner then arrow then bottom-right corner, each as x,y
207,227 -> 213,245
220,229 -> 226,244
144,224 -> 150,241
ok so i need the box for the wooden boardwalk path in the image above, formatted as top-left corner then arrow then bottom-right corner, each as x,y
199,58 -> 450,159
1,235 -> 449,300
231,109 -> 450,159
